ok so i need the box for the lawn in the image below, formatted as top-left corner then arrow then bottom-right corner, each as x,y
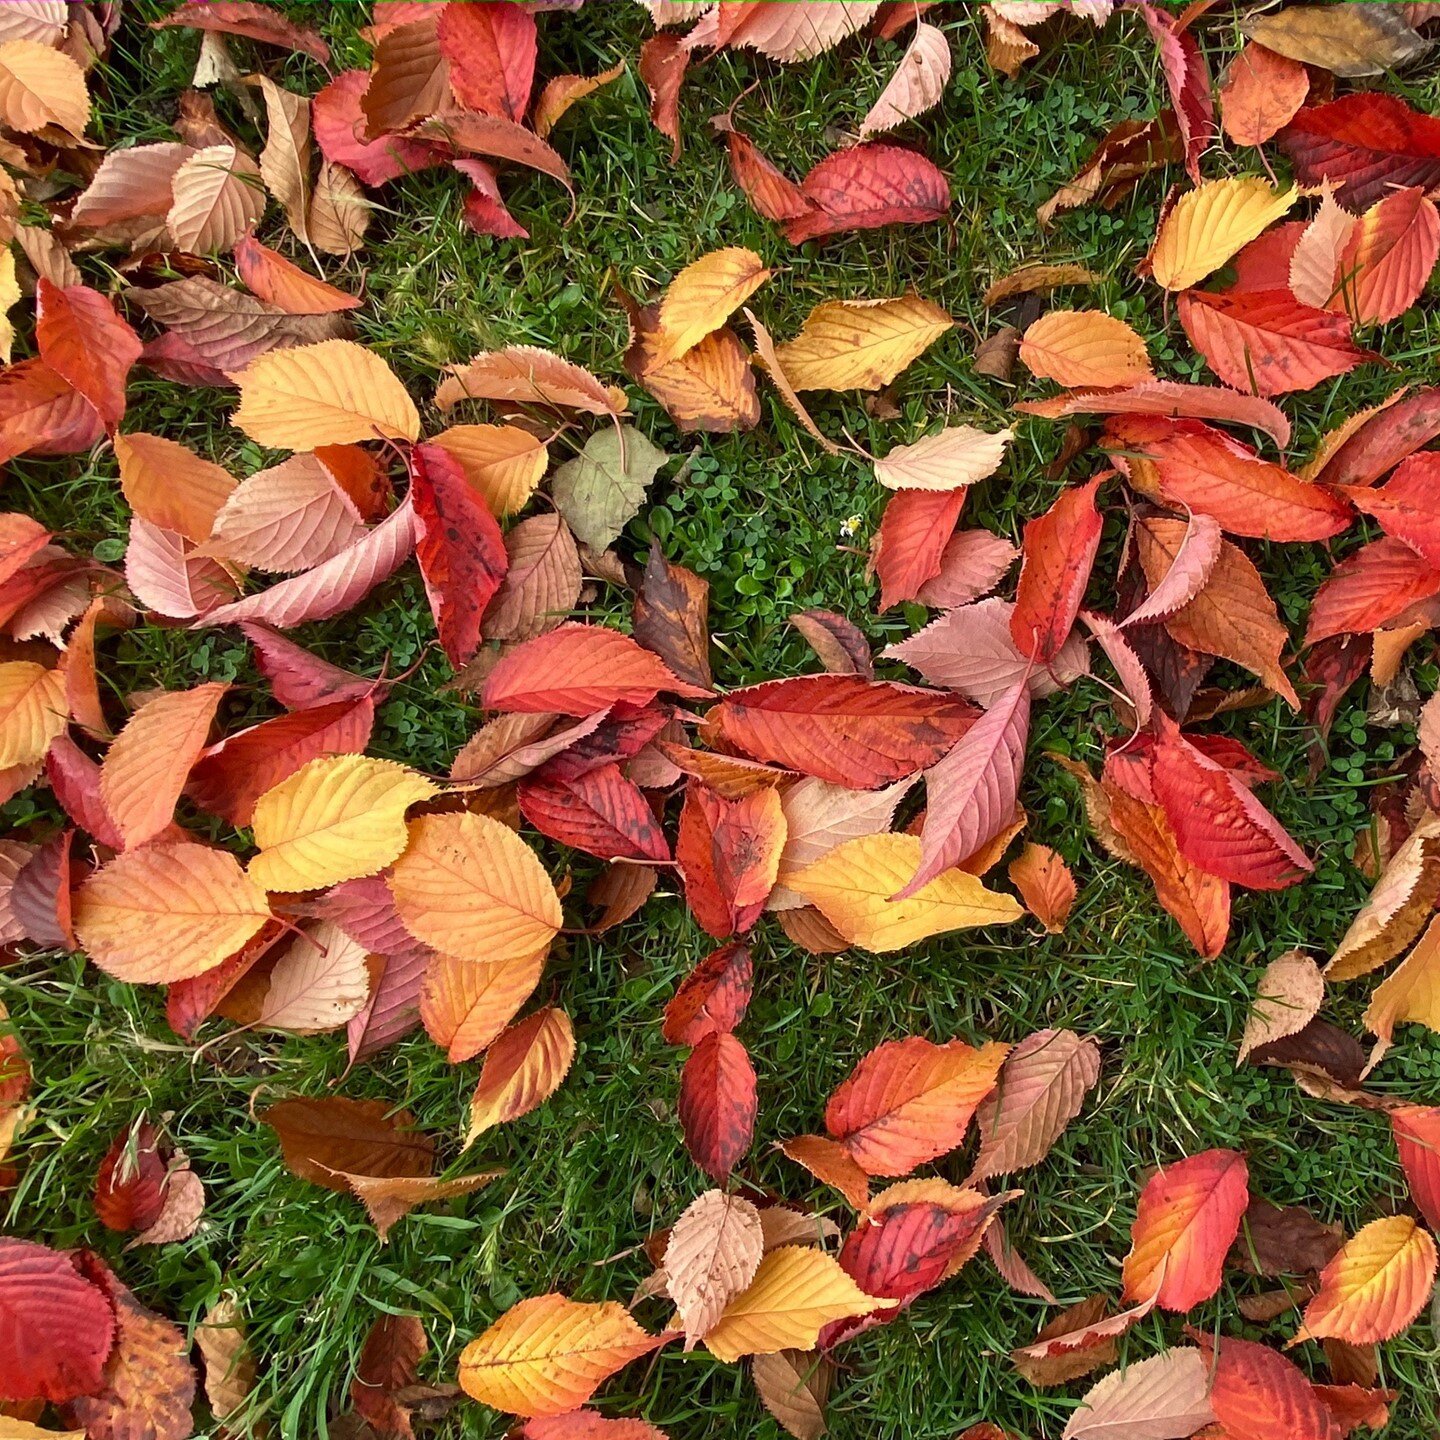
4,3 -> 1440,1438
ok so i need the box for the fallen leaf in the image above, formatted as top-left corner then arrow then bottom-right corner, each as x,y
772,294 -> 951,392
664,1189 -> 764,1346
859,21 -> 951,138
458,1295 -> 661,1418
552,427 -> 669,550
1062,1347 -> 1214,1440
1242,4 -> 1430,78
1019,309 -> 1152,387
1152,177 -> 1299,291
1295,1216 -> 1438,1346
1122,1148 -> 1250,1312
1239,950 -> 1325,1064
873,424 -> 1012,492
466,1007 -> 575,1145
1220,41 -> 1310,147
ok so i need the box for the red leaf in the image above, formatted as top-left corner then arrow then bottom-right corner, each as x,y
1333,186 -> 1440,326
1016,378 -> 1292,450
312,70 -> 442,187
1105,415 -> 1352,541
1122,1148 -> 1250,1312
1279,93 -> 1440,211
186,695 -> 376,827
0,1237 -> 116,1402
1391,1104 -> 1440,1231
408,442 -> 508,667
1308,385 -> 1440,488
437,0 -> 537,122
678,1031 -> 757,1181
1010,475 -> 1103,663
1151,717 -> 1312,890
1207,1335 -> 1343,1440
871,487 -> 967,610
676,783 -> 785,937
35,280 -> 142,432
783,143 -> 950,244
455,157 -> 529,239
483,623 -> 711,714
640,33 -> 688,165
1336,452 -> 1440,568
902,678 -> 1029,898
151,0 -> 331,62
1138,2 -> 1213,182
518,761 -> 669,862
1305,537 -> 1440,645
1177,289 -> 1378,397
346,946 -> 430,1066
351,1312 -> 427,1438
94,1120 -> 169,1234
662,941 -> 753,1046
44,735 -> 123,850
712,674 -> 976,788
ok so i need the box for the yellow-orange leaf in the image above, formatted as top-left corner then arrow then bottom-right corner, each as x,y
532,60 -> 626,138
1363,912 -> 1440,1061
652,247 -> 772,365
704,1246 -> 894,1362
1295,1215 -> 1438,1345
458,1294 -> 660,1417
389,811 -> 563,964
1151,177 -> 1299,291
0,661 -> 65,769
1019,310 -> 1153,388
248,754 -> 436,893
772,294 -> 952,392
114,433 -> 236,544
100,682 -> 226,849
0,39 -> 88,136
74,842 -> 271,983
435,345 -> 628,417
789,833 -> 1022,952
427,423 -> 549,517
465,1007 -> 575,1145
233,339 -> 420,448
1008,842 -> 1078,933
421,948 -> 547,1062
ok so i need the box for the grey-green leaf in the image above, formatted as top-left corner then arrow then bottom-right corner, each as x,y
551,426 -> 668,550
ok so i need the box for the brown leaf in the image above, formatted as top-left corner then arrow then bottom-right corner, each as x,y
194,1295 -> 257,1426
751,1349 -> 832,1440
351,1312 -> 426,1439
632,547 -> 711,689
1238,950 -> 1325,1064
788,610 -> 873,678
261,1096 -> 433,1191
1011,1295 -> 1119,1387
1232,1198 -> 1344,1278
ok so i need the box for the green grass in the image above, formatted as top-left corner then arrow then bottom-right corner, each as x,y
4,3 -> 1440,1438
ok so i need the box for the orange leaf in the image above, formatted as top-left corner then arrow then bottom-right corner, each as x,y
1018,310 -> 1152,388
465,1007 -> 575,1145
1007,844 -> 1078,933
825,1036 -> 1008,1178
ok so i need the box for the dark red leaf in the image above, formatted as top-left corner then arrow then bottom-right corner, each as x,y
94,1119 -> 169,1233
662,941 -> 753,1046
518,761 -> 670,862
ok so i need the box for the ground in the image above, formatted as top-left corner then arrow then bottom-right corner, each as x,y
4,3 -> 1440,1438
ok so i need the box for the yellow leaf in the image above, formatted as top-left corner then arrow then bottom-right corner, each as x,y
114,433 -> 237,544
703,1246 -> 894,1362
772,294 -> 953,391
1151,176 -> 1299,291
1018,310 -> 1153,388
74,842 -> 271,983
233,339 -> 420,448
789,833 -> 1022,952
0,1421 -> 86,1439
389,811 -> 563,965
0,39 -> 88,136
248,754 -> 436,893
458,1293 -> 659,1417
427,423 -> 549,517
874,424 -> 1013,491
652,246 -> 773,365
0,248 -> 20,365
100,682 -> 226,849
0,661 -> 66,769
1295,1215 -> 1438,1346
